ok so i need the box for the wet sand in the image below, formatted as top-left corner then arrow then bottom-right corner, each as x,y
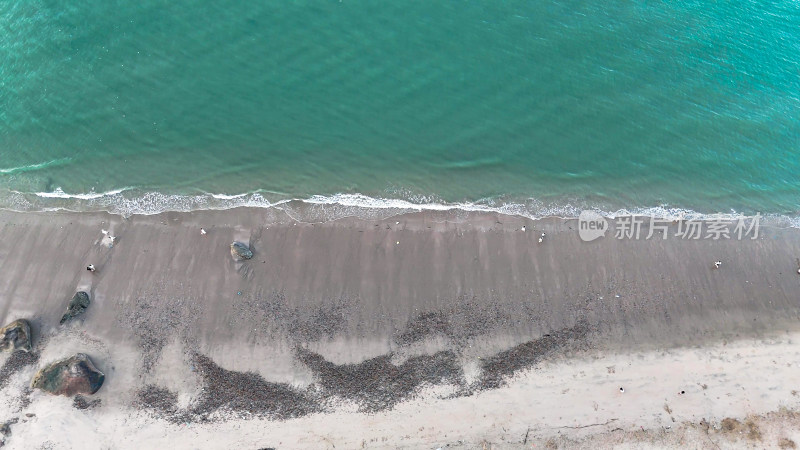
0,207 -> 799,448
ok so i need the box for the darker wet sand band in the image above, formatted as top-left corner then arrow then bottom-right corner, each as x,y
0,208 -> 799,367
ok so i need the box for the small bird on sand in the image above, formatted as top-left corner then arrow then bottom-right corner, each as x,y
713,261 -> 722,269
200,228 -> 207,235
521,226 -> 526,232
101,229 -> 108,235
86,264 -> 96,272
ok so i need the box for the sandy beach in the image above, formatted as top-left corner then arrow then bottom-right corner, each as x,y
1,206 -> 800,449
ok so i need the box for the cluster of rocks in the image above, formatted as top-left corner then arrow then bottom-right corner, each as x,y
0,319 -> 39,393
1,315 -> 105,399
0,315 -> 102,446
47,290 -> 104,397
0,231 -> 123,445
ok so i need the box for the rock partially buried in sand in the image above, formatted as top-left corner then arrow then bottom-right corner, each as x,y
59,291 -> 90,325
0,319 -> 32,352
230,241 -> 253,261
31,353 -> 104,396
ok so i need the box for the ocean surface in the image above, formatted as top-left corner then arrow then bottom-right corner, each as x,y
1,1 -> 798,219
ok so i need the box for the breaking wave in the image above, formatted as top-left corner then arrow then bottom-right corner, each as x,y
0,187 -> 798,228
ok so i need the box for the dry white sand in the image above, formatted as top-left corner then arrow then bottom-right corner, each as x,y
2,331 -> 799,449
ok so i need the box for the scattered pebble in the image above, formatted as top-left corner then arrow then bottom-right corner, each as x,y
296,346 -> 463,412
73,395 -> 101,410
136,354 -> 317,422
130,304 -> 591,421
0,351 -> 39,389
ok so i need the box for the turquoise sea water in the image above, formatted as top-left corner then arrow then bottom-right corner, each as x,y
1,1 -> 798,218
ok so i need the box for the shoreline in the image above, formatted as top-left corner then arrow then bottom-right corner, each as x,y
1,207 -> 800,448
2,188 -> 798,227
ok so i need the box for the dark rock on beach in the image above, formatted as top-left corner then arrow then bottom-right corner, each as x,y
230,241 -> 253,261
59,291 -> 91,325
0,319 -> 32,352
31,353 -> 105,396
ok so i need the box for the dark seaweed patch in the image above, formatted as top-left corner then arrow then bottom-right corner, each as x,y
296,347 -> 464,412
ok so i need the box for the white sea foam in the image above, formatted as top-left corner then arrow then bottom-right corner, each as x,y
0,158 -> 73,174
34,187 -> 128,199
210,193 -> 250,199
0,188 -> 798,228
